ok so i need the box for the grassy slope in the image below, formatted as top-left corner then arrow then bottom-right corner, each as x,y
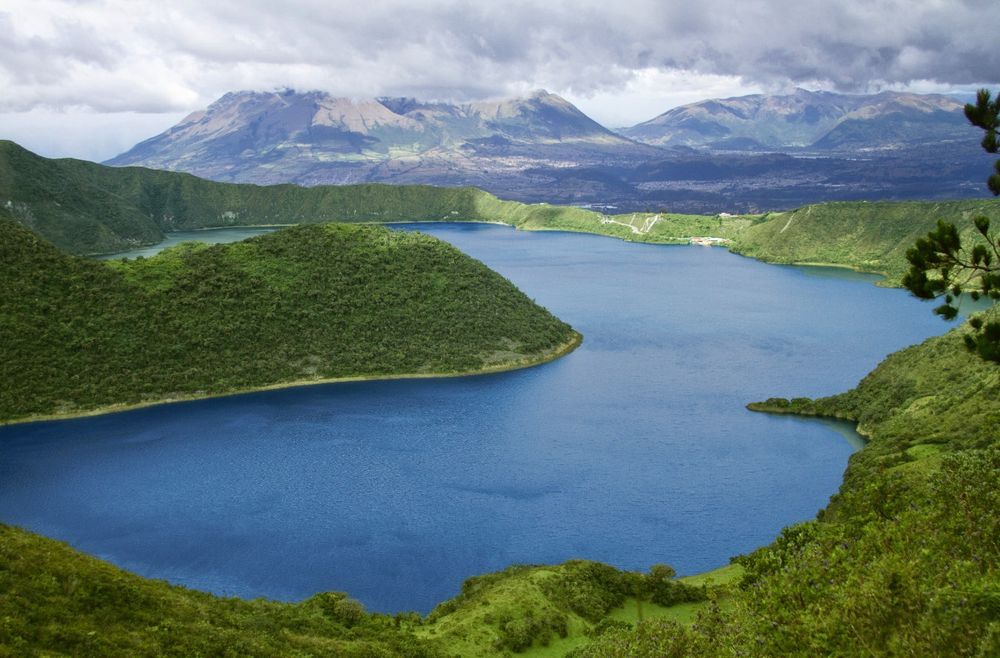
0,523 -> 443,658
730,199 -> 1000,283
576,321 -> 1000,657
748,320 -> 1000,509
0,531 -> 712,658
360,559 -> 706,657
0,220 -> 577,423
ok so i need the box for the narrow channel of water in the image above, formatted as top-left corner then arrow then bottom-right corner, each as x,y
96,226 -> 278,260
0,224 -> 955,613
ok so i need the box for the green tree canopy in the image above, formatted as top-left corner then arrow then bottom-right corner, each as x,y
903,89 -> 1000,362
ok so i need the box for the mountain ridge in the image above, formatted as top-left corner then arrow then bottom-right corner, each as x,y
107,89 -> 653,185
100,88 -> 991,212
621,88 -> 969,151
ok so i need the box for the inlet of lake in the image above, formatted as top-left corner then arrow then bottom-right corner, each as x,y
0,223 -> 957,613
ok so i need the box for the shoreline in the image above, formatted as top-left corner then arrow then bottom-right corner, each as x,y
746,401 -> 872,441
1,332 -> 582,427
95,221 -> 899,289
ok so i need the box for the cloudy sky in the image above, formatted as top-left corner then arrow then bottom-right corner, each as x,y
2,0 -> 998,161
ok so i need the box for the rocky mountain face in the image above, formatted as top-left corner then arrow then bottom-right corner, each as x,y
106,88 -> 990,213
620,88 -> 969,152
107,89 -> 656,186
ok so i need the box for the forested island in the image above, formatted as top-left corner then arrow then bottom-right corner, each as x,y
0,218 -> 578,424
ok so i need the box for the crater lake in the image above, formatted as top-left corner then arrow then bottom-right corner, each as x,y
0,223 -> 953,613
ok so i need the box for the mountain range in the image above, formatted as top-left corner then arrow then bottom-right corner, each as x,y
108,89 -> 655,186
622,88 -> 968,151
107,88 -> 989,212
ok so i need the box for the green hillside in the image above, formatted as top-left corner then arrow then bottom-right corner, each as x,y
0,220 -> 578,423
7,140 -> 1000,288
0,521 -> 719,658
730,199 -> 1000,283
0,139 -> 491,254
0,140 -> 596,255
0,140 -> 752,255
0,522 -> 444,657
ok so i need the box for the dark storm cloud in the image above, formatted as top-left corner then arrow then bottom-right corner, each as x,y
1,0 -> 998,112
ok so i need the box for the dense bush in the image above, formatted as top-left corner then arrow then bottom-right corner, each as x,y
492,609 -> 569,652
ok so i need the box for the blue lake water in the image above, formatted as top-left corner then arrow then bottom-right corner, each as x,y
0,223 -> 955,613
95,226 -> 278,260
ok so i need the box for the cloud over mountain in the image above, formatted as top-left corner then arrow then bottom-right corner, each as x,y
2,0 -> 998,116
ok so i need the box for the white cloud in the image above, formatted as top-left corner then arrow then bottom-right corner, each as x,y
566,69 -> 765,128
1,0 -> 997,158
0,109 -> 189,161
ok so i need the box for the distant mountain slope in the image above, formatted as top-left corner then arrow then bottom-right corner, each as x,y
0,219 -> 578,423
97,90 -> 992,213
622,89 -> 968,151
106,89 -> 654,185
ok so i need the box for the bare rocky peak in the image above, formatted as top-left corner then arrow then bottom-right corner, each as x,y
183,88 -> 602,137
106,87 -> 636,177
